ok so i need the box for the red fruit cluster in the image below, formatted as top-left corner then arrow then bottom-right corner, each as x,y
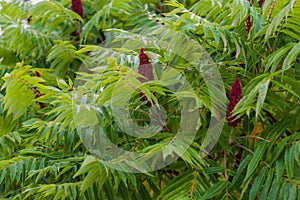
248,0 -> 252,7
245,16 -> 252,32
227,78 -> 243,127
245,0 -> 252,32
70,0 -> 84,41
71,0 -> 84,19
34,71 -> 46,109
138,48 -> 154,106
138,48 -> 154,83
35,71 -> 41,78
258,0 -> 265,7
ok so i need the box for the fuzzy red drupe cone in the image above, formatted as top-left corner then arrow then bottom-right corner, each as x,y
70,0 -> 84,40
35,71 -> 41,77
138,48 -> 154,106
138,48 -> 154,83
245,16 -> 252,32
248,0 -> 252,7
71,0 -> 84,19
258,0 -> 265,7
227,78 -> 243,127
245,0 -> 252,32
34,71 -> 46,109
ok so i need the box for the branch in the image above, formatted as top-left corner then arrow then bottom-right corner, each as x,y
238,135 -> 270,142
267,0 -> 276,21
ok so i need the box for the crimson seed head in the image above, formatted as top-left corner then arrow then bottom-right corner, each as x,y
248,0 -> 252,7
245,16 -> 252,32
139,48 -> 150,65
258,0 -> 265,7
245,0 -> 252,33
35,71 -> 41,77
71,0 -> 84,19
138,48 -> 154,83
70,0 -> 84,41
227,78 -> 243,127
138,48 -> 154,106
33,71 -> 45,109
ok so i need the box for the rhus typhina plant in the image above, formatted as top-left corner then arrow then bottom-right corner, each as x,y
0,0 -> 299,199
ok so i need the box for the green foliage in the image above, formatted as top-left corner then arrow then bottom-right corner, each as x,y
0,0 -> 299,199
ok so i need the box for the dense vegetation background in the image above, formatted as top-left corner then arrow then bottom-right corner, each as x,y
0,0 -> 299,199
